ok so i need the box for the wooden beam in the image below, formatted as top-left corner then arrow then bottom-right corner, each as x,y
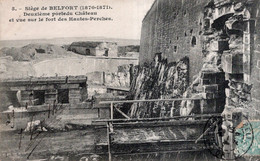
114,107 -> 130,119
99,97 -> 204,104
110,103 -> 113,120
111,120 -> 207,127
195,120 -> 218,143
93,113 -> 221,122
112,149 -> 206,156
107,122 -> 112,161
113,139 -> 205,144
110,141 -> 206,155
106,86 -> 130,92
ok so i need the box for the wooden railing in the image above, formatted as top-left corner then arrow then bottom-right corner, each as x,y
98,98 -> 222,161
99,97 -> 204,120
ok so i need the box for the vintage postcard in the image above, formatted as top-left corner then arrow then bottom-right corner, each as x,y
0,0 -> 260,160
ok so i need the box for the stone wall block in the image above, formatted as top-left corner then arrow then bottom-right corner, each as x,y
243,54 -> 250,74
222,53 -> 243,74
67,76 -> 87,84
200,99 -> 215,114
201,93 -> 215,99
215,72 -> 226,84
216,97 -> 226,113
200,72 -> 225,85
202,84 -> 219,93
200,78 -> 211,85
225,88 -> 236,98
243,33 -> 250,44
225,73 -> 244,82
202,84 -> 224,93
69,89 -> 81,95
243,43 -> 250,54
69,98 -> 81,105
209,40 -> 229,51
200,99 -> 218,114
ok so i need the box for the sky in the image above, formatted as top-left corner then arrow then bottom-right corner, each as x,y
0,0 -> 155,40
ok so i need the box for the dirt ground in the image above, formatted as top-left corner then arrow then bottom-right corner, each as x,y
0,127 -> 102,161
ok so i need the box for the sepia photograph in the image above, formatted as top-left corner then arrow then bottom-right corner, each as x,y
0,0 -> 260,160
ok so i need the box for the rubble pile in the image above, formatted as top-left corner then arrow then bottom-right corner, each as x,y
24,120 -> 47,132
128,54 -> 189,118
104,64 -> 131,87
225,80 -> 252,107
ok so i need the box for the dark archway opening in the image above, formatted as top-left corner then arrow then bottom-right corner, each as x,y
104,48 -> 109,56
58,89 -> 69,104
212,13 -> 234,31
33,90 -> 45,105
85,49 -> 91,55
191,36 -> 197,47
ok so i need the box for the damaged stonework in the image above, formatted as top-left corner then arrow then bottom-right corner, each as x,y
127,54 -> 189,118
0,76 -> 88,108
216,1 -> 254,109
176,1 -> 259,160
180,71 -> 226,116
180,0 -> 257,118
86,64 -> 133,98
104,64 -> 131,88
